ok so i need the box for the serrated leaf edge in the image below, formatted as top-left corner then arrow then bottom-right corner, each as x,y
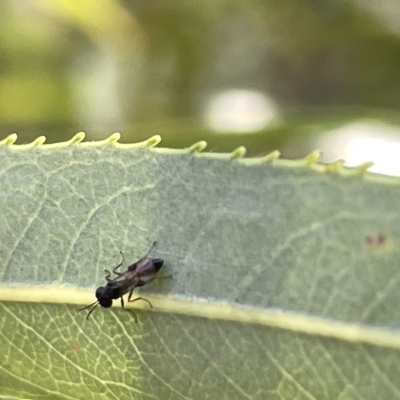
0,132 -> 383,179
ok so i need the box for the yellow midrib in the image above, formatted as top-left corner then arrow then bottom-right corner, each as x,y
0,285 -> 399,350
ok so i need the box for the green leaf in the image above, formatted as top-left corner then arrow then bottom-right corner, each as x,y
1,134 -> 400,399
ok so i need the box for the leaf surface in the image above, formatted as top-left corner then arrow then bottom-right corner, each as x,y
0,138 -> 400,399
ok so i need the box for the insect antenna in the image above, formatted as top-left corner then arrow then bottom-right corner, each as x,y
78,301 -> 100,320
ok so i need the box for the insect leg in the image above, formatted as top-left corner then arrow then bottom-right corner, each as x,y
103,251 -> 125,280
127,288 -> 153,308
120,295 -> 138,323
104,269 -> 112,281
111,251 -> 125,276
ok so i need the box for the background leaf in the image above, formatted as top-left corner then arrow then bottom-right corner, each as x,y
0,137 -> 400,399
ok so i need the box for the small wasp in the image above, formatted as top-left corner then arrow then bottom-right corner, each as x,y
79,241 -> 165,321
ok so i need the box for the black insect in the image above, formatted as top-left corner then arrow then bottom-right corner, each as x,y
79,241 -> 164,321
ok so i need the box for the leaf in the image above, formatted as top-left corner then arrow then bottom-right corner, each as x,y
0,134 -> 400,399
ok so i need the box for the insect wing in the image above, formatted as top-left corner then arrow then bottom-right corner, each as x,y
135,275 -> 156,287
127,261 -> 138,272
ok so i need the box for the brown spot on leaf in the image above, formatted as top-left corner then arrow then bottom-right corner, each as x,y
365,232 -> 386,248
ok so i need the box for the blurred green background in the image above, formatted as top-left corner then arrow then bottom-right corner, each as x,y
2,0 -> 400,172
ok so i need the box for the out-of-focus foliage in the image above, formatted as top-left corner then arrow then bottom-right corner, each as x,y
1,0 -> 400,156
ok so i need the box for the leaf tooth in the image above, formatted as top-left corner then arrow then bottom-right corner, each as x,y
14,136 -> 47,149
41,132 -> 86,149
230,146 -> 247,159
193,145 -> 248,160
0,133 -> 17,146
321,159 -> 374,176
303,150 -> 322,165
323,159 -> 344,173
81,132 -> 121,147
144,135 -> 162,148
69,132 -> 86,144
115,134 -> 162,148
187,141 -> 207,153
354,161 -> 374,174
106,132 -> 121,145
337,161 -> 374,177
239,150 -> 281,165
33,136 -> 47,146
260,150 -> 281,163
